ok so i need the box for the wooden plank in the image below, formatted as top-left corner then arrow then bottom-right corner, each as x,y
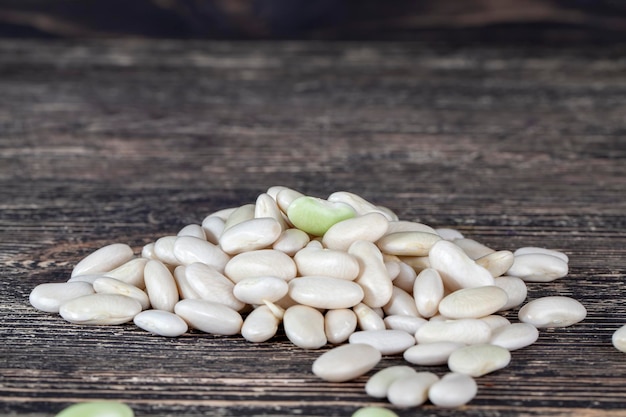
1,40 -> 626,416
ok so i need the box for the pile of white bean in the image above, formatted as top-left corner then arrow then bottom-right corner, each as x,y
30,186 -> 592,411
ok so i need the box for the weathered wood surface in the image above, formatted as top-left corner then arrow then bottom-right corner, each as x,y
1,40 -> 626,417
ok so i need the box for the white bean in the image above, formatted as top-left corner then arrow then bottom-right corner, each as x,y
416,319 -> 492,345
385,221 -> 438,235
413,268 -> 444,318
254,192 -> 289,230
325,308 -> 358,344
71,243 -> 134,277
144,259 -> 179,312
428,372 -> 477,407
490,322 -> 539,351
448,343 -> 511,377
348,329 -> 416,355
612,324 -> 626,353
438,286 -> 509,319
233,276 -> 289,305
30,282 -> 95,313
241,305 -> 280,343
133,309 -> 188,337
153,236 -> 180,265
429,240 -> 495,291
283,305 -> 327,349
383,315 -> 427,334
382,286 -> 420,317
453,238 -> 495,260
93,277 -> 150,310
365,366 -> 417,398
493,275 -> 528,311
480,314 -> 511,331
289,276 -> 364,309
349,240 -> 393,308
353,303 -> 386,331
272,228 -> 310,256
177,224 -> 206,240
475,250 -> 515,278
312,343 -> 381,382
60,294 -> 141,325
323,212 -> 389,252
184,262 -> 244,311
224,249 -> 297,283
219,217 -> 282,255
507,253 -> 568,282
518,296 -> 586,328
201,215 -> 226,245
387,372 -> 439,407
173,236 -> 230,271
294,247 -> 360,281
514,246 -> 569,263
376,231 -> 441,257
106,258 -> 148,289
174,299 -> 242,335
391,262 -> 417,294
223,204 -> 255,230
403,341 -> 465,366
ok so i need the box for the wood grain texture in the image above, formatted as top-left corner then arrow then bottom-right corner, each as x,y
1,40 -> 626,417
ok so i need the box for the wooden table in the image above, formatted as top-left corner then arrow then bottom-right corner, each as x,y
1,39 -> 626,417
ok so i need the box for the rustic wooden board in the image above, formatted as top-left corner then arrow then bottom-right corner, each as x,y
1,40 -> 626,417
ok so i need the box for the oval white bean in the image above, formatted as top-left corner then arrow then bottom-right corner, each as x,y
174,299 -> 242,335
177,224 -> 206,240
353,303 -> 386,331
385,221 -> 438,235
93,277 -> 150,310
272,228 -> 310,256
365,365 -> 417,398
184,262 -> 244,311
219,217 -> 282,255
312,343 -> 381,382
438,286 -> 509,319
403,341 -> 465,366
428,372 -> 478,407
201,215 -> 225,245
416,319 -> 492,345
283,305 -> 327,349
514,246 -> 569,263
475,250 -> 515,278
254,192 -> 289,230
480,314 -> 511,331
612,324 -> 626,353
322,212 -> 389,252
387,372 -> 439,407
241,305 -> 280,343
133,309 -> 188,337
494,275 -> 528,311
294,247 -> 360,281
349,240 -> 393,308
173,236 -> 230,271
30,282 -> 95,313
448,343 -> 511,377
383,315 -> 427,334
106,258 -> 148,289
490,322 -> 539,351
453,238 -> 495,260
325,308 -> 358,344
382,287 -> 420,317
233,276 -> 289,305
224,249 -> 297,283
153,236 -> 180,265
376,231 -> 441,257
289,276 -> 364,309
518,296 -> 586,328
348,329 -> 416,355
507,253 -> 568,282
429,240 -> 495,291
413,268 -> 444,318
60,294 -> 141,325
71,243 -> 134,278
144,259 -> 179,312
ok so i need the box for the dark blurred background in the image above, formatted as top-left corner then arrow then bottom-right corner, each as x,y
0,0 -> 626,43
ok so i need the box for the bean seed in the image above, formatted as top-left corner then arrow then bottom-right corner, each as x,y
490,322 -> 539,351
201,215 -> 225,245
416,318 -> 492,345
475,250 -> 515,278
153,236 -> 180,265
312,343 -> 381,382
493,275 -> 528,311
351,407 -> 399,417
325,308 -> 358,344
349,240 -> 393,308
514,246 -> 569,263
30,282 -> 95,313
391,262 -> 417,294
438,286 -> 508,319
141,242 -> 157,260
224,249 -> 297,283
287,196 -> 356,236
174,299 -> 242,335
233,276 -> 289,305
403,341 -> 465,366
173,236 -> 230,271
272,228 -> 310,256
255,192 -> 289,230
382,286 -> 420,317
219,217 -> 282,255
448,343 -> 511,377
144,259 -> 179,312
105,258 -> 148,289
507,253 -> 568,282
289,276 -> 364,309
241,305 -> 280,343
55,401 -> 134,417
383,315 -> 426,334
353,302 -> 386,331
294,247 -> 360,281
322,212 -> 389,251
177,224 -> 206,240
348,329 -> 416,355
376,231 -> 441,257
387,372 -> 439,407
365,365 -> 417,398
327,191 -> 393,220
60,294 -> 141,325
93,277 -> 150,310
453,238 -> 495,260
518,296 -> 586,328
429,240 -> 495,291
612,324 -> 626,353
133,309 -> 188,337
480,314 -> 511,330
413,268 -> 444,318
283,305 -> 327,349
172,265 -> 200,300
428,372 -> 478,407
184,262 -> 244,311
274,187 -> 305,213
223,203 -> 255,230
71,243 -> 134,278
